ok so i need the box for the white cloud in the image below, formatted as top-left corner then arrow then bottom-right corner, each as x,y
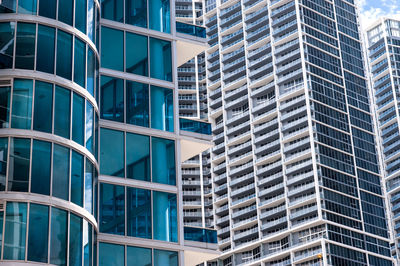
356,0 -> 400,30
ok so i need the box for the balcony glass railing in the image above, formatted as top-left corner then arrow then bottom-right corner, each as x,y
176,22 -> 206,38
184,227 -> 218,244
180,118 -> 212,135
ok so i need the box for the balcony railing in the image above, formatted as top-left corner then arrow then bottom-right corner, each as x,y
184,227 -> 217,244
180,118 -> 212,135
176,22 -> 206,38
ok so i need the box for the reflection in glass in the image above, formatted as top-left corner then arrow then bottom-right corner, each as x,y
71,151 -> 84,207
151,86 -> 173,132
0,0 -> 16,13
100,76 -> 124,122
4,202 -> 27,260
101,0 -> 123,22
0,137 -> 7,191
72,93 -> 85,145
39,0 -> 56,19
153,192 -> 177,242
100,128 -> 124,177
99,242 -> 124,266
152,137 -> 176,185
85,159 -> 93,214
33,81 -> 53,133
27,204 -> 49,262
57,30 -> 73,80
18,0 -> 36,14
31,140 -> 51,195
87,48 -> 95,96
52,144 -> 70,201
154,249 -> 178,266
15,22 -> 35,69
126,32 -> 148,76
149,0 -> 170,33
0,210 -> 3,258
101,27 -> 123,71
54,86 -> 71,139
58,0 -> 73,25
11,79 -> 33,129
50,207 -> 67,266
0,22 -> 15,69
126,133 -> 150,181
86,101 -> 94,153
126,81 -> 149,127
126,0 -> 147,28
74,37 -> 86,88
8,138 -> 30,192
127,187 -> 151,238
0,86 -> 11,128
37,25 -> 55,74
127,246 -> 152,266
70,214 -> 83,266
100,183 -> 125,235
75,0 -> 87,34
87,0 -> 95,41
150,38 -> 172,81
83,221 -> 92,266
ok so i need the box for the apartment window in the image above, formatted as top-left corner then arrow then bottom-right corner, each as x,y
15,23 -> 35,69
126,32 -> 148,76
100,76 -> 124,122
101,26 -> 124,71
27,204 -> 49,262
3,202 -> 27,260
126,132 -> 150,181
99,183 -> 125,235
37,25 -> 55,74
0,22 -> 14,69
151,86 -> 174,132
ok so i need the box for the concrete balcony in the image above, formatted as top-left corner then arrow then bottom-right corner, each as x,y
180,118 -> 213,162
176,22 -> 207,67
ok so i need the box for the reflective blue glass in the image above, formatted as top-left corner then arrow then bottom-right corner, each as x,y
149,0 -> 170,33
75,0 -> 87,34
151,86 -> 173,132
52,144 -> 70,201
126,133 -> 150,181
126,81 -> 148,127
0,22 -> 15,69
0,211 -> 3,258
154,249 -> 178,266
33,81 -> 53,133
101,27 -> 123,71
152,137 -> 176,185
37,25 -> 55,74
85,159 -> 93,214
0,138 -> 7,191
86,101 -> 94,153
100,183 -> 125,235
101,0 -> 123,22
72,93 -> 85,145
99,242 -> 124,266
74,38 -> 86,88
83,221 -> 92,266
4,202 -> 27,260
71,151 -> 84,207
56,30 -> 72,80
87,0 -> 95,41
8,138 -> 30,192
54,86 -> 71,139
0,0 -> 16,13
126,0 -> 147,28
58,0 -> 73,26
39,0 -> 56,19
50,207 -> 67,266
31,140 -> 51,195
18,0 -> 36,14
100,75 -> 124,122
100,128 -> 124,177
0,86 -> 11,128
11,79 -> 32,129
15,23 -> 36,69
87,48 -> 95,96
126,32 -> 148,76
127,246 -> 151,266
153,191 -> 177,242
127,187 -> 151,238
69,214 -> 83,266
27,204 -> 49,262
150,38 -> 172,81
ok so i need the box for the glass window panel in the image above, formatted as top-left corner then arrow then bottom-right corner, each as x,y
72,93 -> 85,145
74,37 -> 86,88
87,48 -> 95,96
15,22 -> 36,69
99,183 -> 125,235
18,0 -> 36,14
154,249 -> 178,266
36,25 -> 55,74
8,138 -> 30,192
153,191 -> 177,242
85,158 -> 93,214
127,187 -> 151,238
126,0 -> 147,28
58,0 -> 73,25
27,204 -> 49,262
33,81 -> 53,133
0,86 -> 11,128
101,0 -> 123,22
126,32 -> 148,76
99,242 -> 124,266
52,144 -> 70,200
150,38 -> 172,81
101,27 -> 123,71
69,214 -> 83,266
50,207 -> 67,266
0,0 -> 16,13
0,211 -> 3,258
100,75 -> 124,122
100,128 -> 124,177
0,137 -> 7,191
126,132 -> 150,181
83,221 -> 92,266
54,86 -> 71,139
126,81 -> 149,127
87,0 -> 95,41
149,0 -> 170,33
95,114 -> 99,160
75,0 -> 87,34
86,101 -> 94,153
31,140 -> 51,195
39,0 -> 56,19
151,137 -> 175,185
151,86 -> 173,132
4,202 -> 27,260
0,22 -> 15,69
56,30 -> 72,80
71,151 -> 84,207
127,246 -> 151,266
11,79 -> 33,129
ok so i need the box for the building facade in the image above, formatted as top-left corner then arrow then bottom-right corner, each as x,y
202,0 -> 394,265
0,0 -> 218,265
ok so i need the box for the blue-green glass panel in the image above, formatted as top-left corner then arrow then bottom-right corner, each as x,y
0,138 -> 7,191
54,86 -> 71,139
4,202 -> 27,260
151,86 -> 174,132
87,0 -> 95,41
74,37 -> 86,88
151,137 -> 175,185
150,38 -> 172,81
0,22 -> 15,69
83,221 -> 92,266
0,0 -> 16,13
15,23 -> 36,69
154,249 -> 178,266
27,204 -> 49,262
153,192 -> 177,242
184,227 -> 217,243
176,22 -> 206,38
179,118 -> 212,135
71,151 -> 84,207
31,140 -> 51,195
99,183 -> 125,235
127,187 -> 151,238
52,144 -> 69,200
126,132 -> 150,181
8,138 -> 30,192
101,0 -> 123,22
0,86 -> 11,128
149,0 -> 170,33
33,81 -> 53,133
69,214 -> 83,266
75,0 -> 87,34
56,30 -> 72,80
101,27 -> 123,71
50,207 -> 67,266
58,0 -> 73,26
37,25 -> 55,74
85,158 -> 93,214
126,32 -> 148,76
99,242 -> 124,266
86,101 -> 94,153
100,128 -> 124,177
11,79 -> 33,129
72,93 -> 85,145
126,0 -> 147,28
0,211 -> 3,258
127,246 -> 151,266
126,81 -> 149,127
95,114 -> 99,160
18,0 -> 36,14
100,75 -> 124,122
87,48 -> 95,96
39,0 -> 56,19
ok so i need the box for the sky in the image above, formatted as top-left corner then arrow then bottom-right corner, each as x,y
357,0 -> 400,29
